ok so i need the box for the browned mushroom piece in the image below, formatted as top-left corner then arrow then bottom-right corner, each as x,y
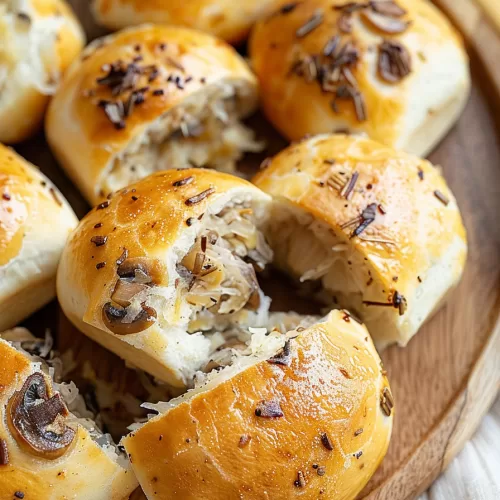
102,302 -> 157,335
360,9 -> 410,34
7,373 -> 76,459
117,256 -> 164,284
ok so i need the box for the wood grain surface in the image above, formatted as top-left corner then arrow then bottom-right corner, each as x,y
15,1 -> 500,499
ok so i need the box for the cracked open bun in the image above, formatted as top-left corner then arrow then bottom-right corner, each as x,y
0,144 -> 77,331
123,310 -> 393,499
91,0 -> 284,45
249,0 -> 470,157
0,332 -> 138,500
253,134 -> 467,348
46,24 -> 261,205
57,169 -> 280,387
0,0 -> 85,143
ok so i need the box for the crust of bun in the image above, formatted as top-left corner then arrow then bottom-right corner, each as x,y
57,168 -> 270,386
46,24 -> 259,205
0,145 -> 78,331
253,134 -> 467,347
123,310 -> 393,500
0,0 -> 85,143
249,0 -> 470,157
0,338 -> 138,500
91,0 -> 282,44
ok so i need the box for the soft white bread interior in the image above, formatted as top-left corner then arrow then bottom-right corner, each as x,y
46,24 -> 261,205
0,0 -> 85,143
0,330 -> 138,500
253,134 -> 467,349
0,144 -> 78,331
123,310 -> 394,500
91,0 -> 284,45
57,169 -> 297,388
249,0 -> 470,157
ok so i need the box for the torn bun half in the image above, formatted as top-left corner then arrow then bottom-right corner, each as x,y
253,134 -> 467,349
123,310 -> 393,499
0,0 -> 85,143
249,0 -> 470,157
57,168 -> 276,388
0,331 -> 138,500
46,24 -> 261,205
91,0 -> 284,45
0,144 -> 78,331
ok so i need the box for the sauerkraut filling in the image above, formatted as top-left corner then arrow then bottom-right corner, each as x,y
103,83 -> 263,195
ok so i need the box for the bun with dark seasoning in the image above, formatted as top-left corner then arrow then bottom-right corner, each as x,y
0,0 -> 85,143
0,332 -> 138,500
0,145 -> 78,331
249,0 -> 470,157
46,24 -> 261,205
253,134 -> 468,349
91,0 -> 285,44
123,310 -> 394,500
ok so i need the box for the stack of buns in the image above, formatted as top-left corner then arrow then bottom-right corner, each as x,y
0,1 -> 470,498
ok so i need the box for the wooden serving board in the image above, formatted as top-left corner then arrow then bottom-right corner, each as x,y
16,1 -> 500,499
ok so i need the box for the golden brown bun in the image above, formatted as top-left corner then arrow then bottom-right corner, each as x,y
91,0 -> 284,44
0,144 -> 77,331
253,134 -> 467,348
57,168 -> 271,386
123,310 -> 393,500
249,0 -> 470,157
46,24 -> 259,205
0,0 -> 85,144
0,336 -> 138,500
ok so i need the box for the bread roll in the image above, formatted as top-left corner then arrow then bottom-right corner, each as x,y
249,0 -> 470,157
46,24 -> 261,205
0,144 -> 77,331
0,330 -> 138,500
123,310 -> 394,499
57,168 -> 276,387
253,134 -> 467,348
91,0 -> 284,44
0,0 -> 85,144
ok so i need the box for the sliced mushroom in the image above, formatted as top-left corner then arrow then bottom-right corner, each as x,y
117,257 -> 162,284
111,279 -> 149,307
7,373 -> 76,459
102,302 -> 157,335
361,9 -> 410,34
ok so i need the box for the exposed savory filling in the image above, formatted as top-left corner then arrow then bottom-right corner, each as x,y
102,83 -> 263,195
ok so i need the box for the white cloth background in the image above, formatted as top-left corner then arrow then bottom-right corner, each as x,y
418,394 -> 500,500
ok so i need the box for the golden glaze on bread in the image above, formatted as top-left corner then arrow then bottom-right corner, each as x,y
249,0 -> 470,156
0,0 -> 85,143
57,168 -> 270,386
92,0 -> 284,44
253,134 -> 467,347
0,338 -> 138,500
0,145 -> 77,331
123,310 -> 393,499
46,24 -> 259,205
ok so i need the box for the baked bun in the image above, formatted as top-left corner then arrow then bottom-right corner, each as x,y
123,310 -> 394,499
0,145 -> 77,331
249,0 -> 470,157
46,24 -> 261,205
0,330 -> 138,499
91,0 -> 284,44
253,134 -> 467,349
0,0 -> 85,144
57,168 -> 279,387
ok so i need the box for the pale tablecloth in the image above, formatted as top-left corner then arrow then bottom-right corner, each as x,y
418,394 -> 500,500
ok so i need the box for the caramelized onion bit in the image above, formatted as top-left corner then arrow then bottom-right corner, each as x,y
103,302 -> 157,335
7,373 -> 75,459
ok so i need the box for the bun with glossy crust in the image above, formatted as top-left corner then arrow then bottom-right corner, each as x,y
0,334 -> 138,500
0,0 -> 85,143
253,134 -> 467,349
123,310 -> 394,500
46,24 -> 261,205
249,0 -> 470,157
0,144 -> 77,331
